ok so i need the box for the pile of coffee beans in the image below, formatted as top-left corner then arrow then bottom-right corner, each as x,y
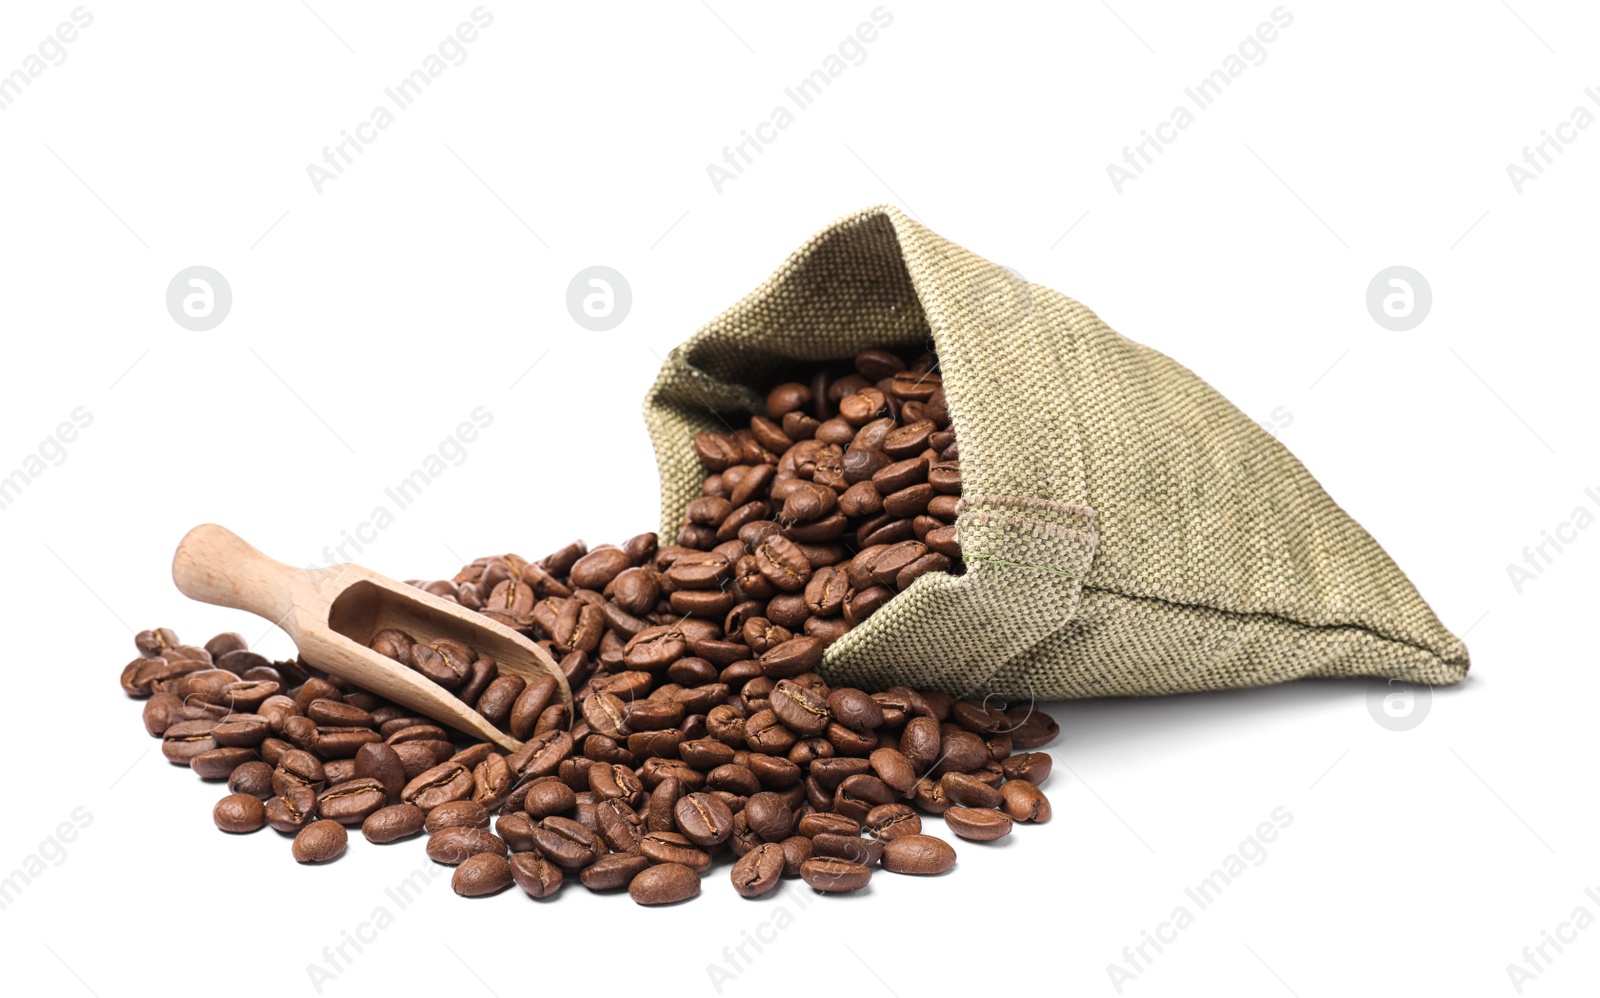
117,347 -> 1058,904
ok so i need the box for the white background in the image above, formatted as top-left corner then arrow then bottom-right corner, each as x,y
1,2 -> 1596,996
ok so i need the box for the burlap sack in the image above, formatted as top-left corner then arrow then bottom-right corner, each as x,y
642,205 -> 1469,700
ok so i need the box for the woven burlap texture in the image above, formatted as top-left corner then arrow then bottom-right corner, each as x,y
642,205 -> 1469,699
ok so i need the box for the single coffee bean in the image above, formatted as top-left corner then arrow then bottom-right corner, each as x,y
531,816 -> 604,870
779,835 -> 814,877
580,852 -> 651,891
452,853 -> 513,897
638,831 -> 712,873
828,688 -> 884,732
912,777 -> 952,815
509,676 -> 559,741
800,856 -> 872,893
769,679 -> 831,736
865,803 -> 922,841
629,863 -> 701,906
496,812 -> 539,852
191,747 -> 258,780
942,806 -> 1013,842
674,792 -> 734,847
212,714 -> 269,747
353,743 -> 408,804
882,833 -> 957,875
1001,752 -> 1053,785
402,761 -> 473,810
868,748 -> 917,795
743,792 -> 794,841
509,851 -> 564,898
524,778 -> 578,819
424,800 -> 490,834
1000,780 -> 1052,822
941,772 -> 1005,810
264,786 -> 317,833
161,720 -> 217,764
292,819 -> 348,863
426,826 -> 507,865
472,755 -> 513,810
228,760 -> 275,798
731,842 -> 786,898
798,812 -> 860,838
812,832 -> 884,867
363,803 -> 425,843
900,716 -> 941,772
596,798 -> 646,853
316,778 -> 388,825
213,793 -> 265,833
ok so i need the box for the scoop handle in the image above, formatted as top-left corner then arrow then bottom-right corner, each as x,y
171,523 -> 329,631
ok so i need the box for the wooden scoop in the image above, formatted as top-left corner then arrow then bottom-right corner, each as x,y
171,523 -> 570,751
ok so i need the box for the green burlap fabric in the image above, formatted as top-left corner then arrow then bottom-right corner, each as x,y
642,205 -> 1469,699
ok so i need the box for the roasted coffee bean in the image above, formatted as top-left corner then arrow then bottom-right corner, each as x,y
731,842 -> 786,898
212,714 -> 269,748
778,835 -> 814,877
425,801 -> 491,833
933,731 -> 990,777
882,833 -> 957,875
532,816 -> 604,870
214,793 -> 265,833
229,760 -> 275,798
835,774 -> 896,822
264,786 -> 317,833
912,777 -> 952,815
865,803 -> 922,841
474,675 -> 524,728
582,852 -> 652,891
363,803 -> 425,843
798,812 -> 860,838
743,710 -> 798,753
743,792 -> 794,841
161,720 -> 217,764
272,750 -> 325,796
352,743 -> 408,804
306,698 -> 372,728
426,826 -> 507,865
191,747 -> 258,780
638,832 -> 712,873
828,688 -> 884,732
472,755 -> 512,810
509,851 -> 564,898
807,826 -> 877,862
317,778 -> 387,825
674,792 -> 734,847
769,680 -> 831,736
509,676 -> 559,741
941,772 -> 1005,810
868,748 -> 917,795
629,863 -> 701,906
1000,780 -> 1051,822
1000,752 -> 1052,785
1004,704 -> 1061,747
942,806 -> 1013,842
402,762 -> 473,810
800,856 -> 872,893
900,716 -> 941,772
496,812 -> 538,852
523,778 -> 578,819
596,798 -> 646,853
292,820 -> 347,863
453,853 -> 513,896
